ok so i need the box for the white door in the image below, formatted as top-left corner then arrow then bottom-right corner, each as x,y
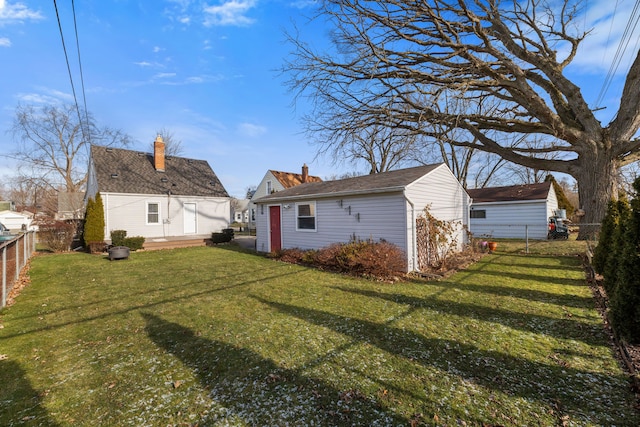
184,202 -> 197,234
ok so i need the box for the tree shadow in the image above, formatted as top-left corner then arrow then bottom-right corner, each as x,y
253,297 -> 632,424
142,313 -> 407,426
0,359 -> 60,426
333,286 -> 603,346
414,280 -> 594,309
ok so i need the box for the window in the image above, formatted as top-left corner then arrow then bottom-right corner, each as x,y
296,202 -> 316,231
147,202 -> 160,224
266,180 -> 272,195
470,209 -> 486,219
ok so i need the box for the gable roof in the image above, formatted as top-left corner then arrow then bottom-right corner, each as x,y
467,182 -> 552,203
90,145 -> 229,198
270,170 -> 322,188
255,164 -> 443,202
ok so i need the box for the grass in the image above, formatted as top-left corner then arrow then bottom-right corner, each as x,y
0,242 -> 638,426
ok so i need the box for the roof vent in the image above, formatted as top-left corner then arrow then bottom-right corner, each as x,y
106,147 -> 113,152
161,177 -> 168,183
137,152 -> 145,156
187,159 -> 194,164
111,173 -> 119,178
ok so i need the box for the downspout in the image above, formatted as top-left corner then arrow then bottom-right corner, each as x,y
404,190 -> 419,273
104,193 -> 109,241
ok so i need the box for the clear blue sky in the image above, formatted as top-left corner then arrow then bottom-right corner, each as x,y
0,0 -> 637,197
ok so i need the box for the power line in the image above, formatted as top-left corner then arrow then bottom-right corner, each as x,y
71,0 -> 91,145
595,0 -> 640,108
52,0 -> 90,145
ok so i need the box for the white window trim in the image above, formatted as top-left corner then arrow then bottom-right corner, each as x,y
146,202 -> 160,225
295,201 -> 317,232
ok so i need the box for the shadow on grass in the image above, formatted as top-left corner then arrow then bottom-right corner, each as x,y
254,297 -> 632,425
142,313 -> 406,426
412,279 -> 594,309
1,268 -> 305,340
0,360 -> 60,426
334,286 -> 604,346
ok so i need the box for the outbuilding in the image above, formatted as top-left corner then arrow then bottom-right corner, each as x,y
467,182 -> 558,240
253,163 -> 470,272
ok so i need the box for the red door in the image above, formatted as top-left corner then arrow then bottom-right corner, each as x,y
269,206 -> 282,252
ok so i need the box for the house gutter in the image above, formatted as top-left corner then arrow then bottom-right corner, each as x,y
403,190 -> 419,273
254,186 -> 406,204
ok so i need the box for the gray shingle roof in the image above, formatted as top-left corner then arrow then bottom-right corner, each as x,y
255,164 -> 443,202
467,182 -> 551,203
90,145 -> 229,198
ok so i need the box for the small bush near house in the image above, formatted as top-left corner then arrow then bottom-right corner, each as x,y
274,240 -> 406,281
109,230 -> 145,251
211,228 -> 234,244
123,237 -> 145,251
38,220 -> 75,252
110,230 -> 127,246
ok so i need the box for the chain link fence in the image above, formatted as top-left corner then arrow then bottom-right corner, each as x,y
1,231 -> 37,309
468,223 -> 601,255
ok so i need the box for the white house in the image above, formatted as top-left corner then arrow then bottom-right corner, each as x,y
85,137 -> 230,242
0,210 -> 35,231
467,182 -> 558,240
249,164 -> 322,229
253,163 -> 470,273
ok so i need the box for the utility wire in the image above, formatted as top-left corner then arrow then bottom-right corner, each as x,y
52,0 -> 88,145
595,0 -> 640,107
71,0 -> 91,145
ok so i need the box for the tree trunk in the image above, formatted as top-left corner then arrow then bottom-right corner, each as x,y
574,155 -> 618,240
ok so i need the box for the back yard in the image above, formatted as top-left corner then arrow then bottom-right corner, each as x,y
0,242 -> 638,426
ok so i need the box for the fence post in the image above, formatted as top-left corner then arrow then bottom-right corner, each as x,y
15,236 -> 20,282
2,246 -> 6,308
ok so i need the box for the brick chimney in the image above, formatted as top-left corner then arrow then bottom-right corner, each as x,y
154,135 -> 165,172
302,163 -> 309,183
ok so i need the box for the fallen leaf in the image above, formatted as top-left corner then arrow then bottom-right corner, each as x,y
173,380 -> 184,389
0,354 -> 7,360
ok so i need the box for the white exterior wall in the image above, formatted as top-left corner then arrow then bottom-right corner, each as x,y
404,165 -> 470,269
255,164 -> 470,272
469,200 -> 553,239
249,171 -> 286,229
256,192 -> 408,255
101,192 -> 230,241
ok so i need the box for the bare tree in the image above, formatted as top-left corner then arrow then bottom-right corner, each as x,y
285,0 -> 640,237
152,127 -> 184,157
11,103 -> 131,193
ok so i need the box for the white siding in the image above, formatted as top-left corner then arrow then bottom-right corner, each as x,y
256,193 -> 408,256
256,164 -> 470,272
101,192 -> 229,241
405,165 -> 469,239
469,200 -> 549,239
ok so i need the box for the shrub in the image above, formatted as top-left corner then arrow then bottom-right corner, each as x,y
274,240 -> 406,281
38,220 -> 75,252
123,236 -> 145,251
211,228 -> 234,244
609,178 -> 640,343
110,230 -> 127,247
84,193 -> 105,251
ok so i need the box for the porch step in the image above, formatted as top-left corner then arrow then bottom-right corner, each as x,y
143,238 -> 211,251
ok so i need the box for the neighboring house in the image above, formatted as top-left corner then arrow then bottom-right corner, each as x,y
0,210 -> 34,231
253,163 -> 470,273
231,199 -> 250,223
467,182 -> 558,240
56,192 -> 86,220
0,201 -> 16,211
86,136 -> 230,242
248,164 -> 322,229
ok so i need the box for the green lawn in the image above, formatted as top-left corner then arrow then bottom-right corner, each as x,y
0,244 -> 637,426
